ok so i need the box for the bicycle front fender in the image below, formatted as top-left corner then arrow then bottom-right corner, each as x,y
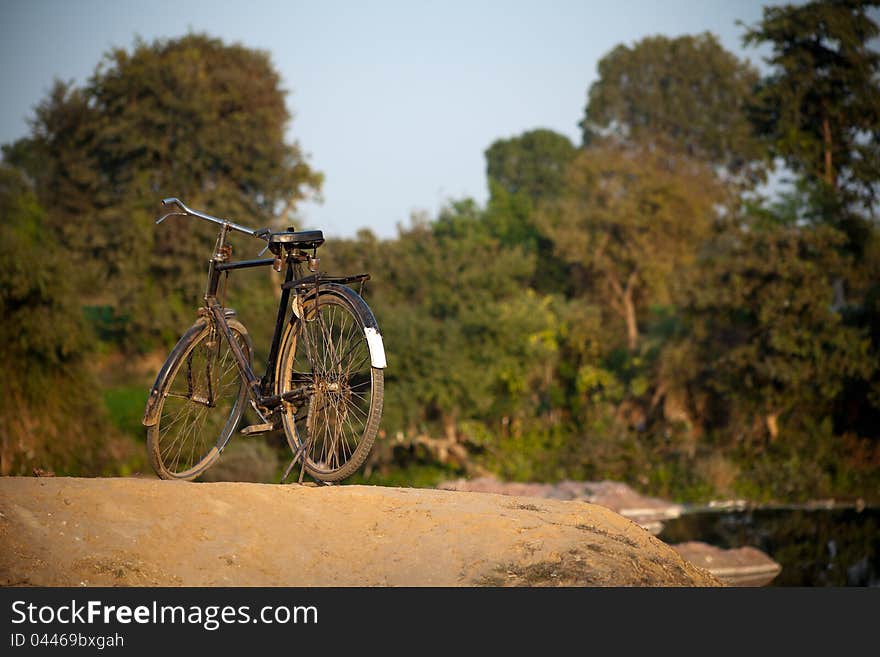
142,318 -> 210,427
143,309 -> 249,427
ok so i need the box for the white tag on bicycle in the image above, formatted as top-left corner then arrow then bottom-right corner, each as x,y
364,327 -> 387,369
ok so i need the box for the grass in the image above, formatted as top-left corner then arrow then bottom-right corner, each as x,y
103,384 -> 149,440
345,463 -> 465,488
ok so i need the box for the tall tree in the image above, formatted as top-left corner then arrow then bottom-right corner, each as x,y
681,222 -> 872,442
4,34 -> 322,349
582,33 -> 765,182
536,143 -> 721,351
483,129 -> 577,254
743,0 -> 880,210
376,200 -> 550,439
0,165 -> 126,475
485,129 -> 577,202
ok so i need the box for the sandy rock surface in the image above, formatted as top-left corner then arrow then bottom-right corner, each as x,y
439,476 -> 683,534
0,476 -> 721,587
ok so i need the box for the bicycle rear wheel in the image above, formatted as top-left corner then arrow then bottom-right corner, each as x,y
276,286 -> 384,482
146,318 -> 251,480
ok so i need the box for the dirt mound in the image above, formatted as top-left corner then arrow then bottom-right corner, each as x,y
439,476 -> 684,534
0,477 -> 721,587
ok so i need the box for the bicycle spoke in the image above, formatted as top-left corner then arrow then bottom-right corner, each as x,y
152,324 -> 248,479
175,404 -> 206,472
160,403 -> 193,464
277,293 -> 381,482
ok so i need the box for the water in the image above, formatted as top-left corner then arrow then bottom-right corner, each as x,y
658,506 -> 880,586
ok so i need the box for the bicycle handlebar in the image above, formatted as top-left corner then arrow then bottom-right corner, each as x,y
157,197 -> 261,238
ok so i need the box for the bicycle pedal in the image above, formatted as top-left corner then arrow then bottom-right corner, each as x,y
240,423 -> 276,436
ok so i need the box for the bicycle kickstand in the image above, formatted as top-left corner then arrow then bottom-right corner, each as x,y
279,426 -> 334,486
280,439 -> 308,484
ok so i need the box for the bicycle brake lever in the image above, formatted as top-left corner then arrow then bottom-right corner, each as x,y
156,211 -> 186,224
253,227 -> 272,256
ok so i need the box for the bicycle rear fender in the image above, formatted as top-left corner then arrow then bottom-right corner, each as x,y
299,283 -> 387,369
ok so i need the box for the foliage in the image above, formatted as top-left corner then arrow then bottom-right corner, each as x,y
358,200 -> 555,435
485,129 -> 577,203
680,221 -> 874,444
2,21 -> 878,503
103,384 -> 153,439
0,165 -> 134,475
536,142 -> 722,350
4,33 -> 322,350
483,129 -> 577,257
581,32 -> 765,182
743,0 -> 880,209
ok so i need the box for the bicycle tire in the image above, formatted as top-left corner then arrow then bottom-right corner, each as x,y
146,317 -> 252,481
276,285 -> 384,482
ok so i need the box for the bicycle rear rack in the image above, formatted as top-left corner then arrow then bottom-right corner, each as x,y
281,272 -> 371,292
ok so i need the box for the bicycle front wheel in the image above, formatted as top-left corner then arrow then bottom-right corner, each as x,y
146,318 -> 252,480
276,286 -> 384,482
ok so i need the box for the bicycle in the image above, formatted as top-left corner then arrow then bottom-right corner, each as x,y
141,198 -> 385,484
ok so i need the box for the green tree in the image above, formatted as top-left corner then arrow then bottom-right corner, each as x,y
380,201 -> 550,436
0,165 -> 128,474
536,143 -> 721,351
4,33 -> 322,349
320,200 -> 564,460
682,223 -> 873,442
581,33 -> 764,180
485,129 -> 577,203
483,129 -> 576,292
1,83 -> 99,260
742,0 -> 880,209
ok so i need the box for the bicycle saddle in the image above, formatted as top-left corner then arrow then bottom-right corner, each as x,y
268,230 -> 324,251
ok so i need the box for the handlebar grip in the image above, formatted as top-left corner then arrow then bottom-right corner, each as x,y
162,197 -> 183,210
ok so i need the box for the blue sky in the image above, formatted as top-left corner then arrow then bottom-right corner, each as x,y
1,0 -> 779,238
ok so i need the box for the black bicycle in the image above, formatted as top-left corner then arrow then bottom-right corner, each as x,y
142,198 -> 385,484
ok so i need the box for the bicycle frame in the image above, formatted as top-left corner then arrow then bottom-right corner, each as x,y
142,197 -> 386,484
143,214 -> 372,427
